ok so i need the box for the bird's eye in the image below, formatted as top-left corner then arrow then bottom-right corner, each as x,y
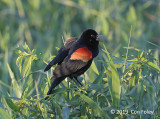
91,34 -> 96,39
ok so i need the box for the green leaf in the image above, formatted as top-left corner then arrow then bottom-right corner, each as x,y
147,62 -> 160,72
91,60 -> 99,75
139,51 -> 144,58
103,45 -> 121,108
22,55 -> 32,77
16,56 -> 23,73
5,97 -> 20,112
79,93 -> 110,119
0,108 -> 12,119
7,63 -> 22,98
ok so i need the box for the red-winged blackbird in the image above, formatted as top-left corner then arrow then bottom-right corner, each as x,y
44,29 -> 101,95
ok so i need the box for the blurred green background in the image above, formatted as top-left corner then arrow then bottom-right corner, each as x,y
0,0 -> 160,118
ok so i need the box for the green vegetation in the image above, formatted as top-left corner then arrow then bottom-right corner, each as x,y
0,0 -> 159,118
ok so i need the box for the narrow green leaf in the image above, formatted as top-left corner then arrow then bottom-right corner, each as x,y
7,63 -> 22,98
103,45 -> 121,108
91,60 -> 99,75
139,51 -> 144,58
5,97 -> 20,112
110,62 -> 121,108
79,93 -> 110,119
104,66 -> 112,77
147,62 -> 160,72
16,56 -> 23,73
0,108 -> 12,119
44,82 -> 49,95
22,55 -> 32,77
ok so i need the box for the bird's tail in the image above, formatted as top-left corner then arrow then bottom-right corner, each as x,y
47,76 -> 66,95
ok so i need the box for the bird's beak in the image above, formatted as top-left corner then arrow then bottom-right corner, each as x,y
96,34 -> 103,42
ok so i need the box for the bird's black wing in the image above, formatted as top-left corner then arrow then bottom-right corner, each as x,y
44,37 -> 77,72
53,59 -> 92,78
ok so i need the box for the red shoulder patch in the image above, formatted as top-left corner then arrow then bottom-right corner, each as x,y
67,37 -> 76,40
70,47 -> 92,62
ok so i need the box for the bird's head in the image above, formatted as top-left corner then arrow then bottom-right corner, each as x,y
79,29 -> 102,47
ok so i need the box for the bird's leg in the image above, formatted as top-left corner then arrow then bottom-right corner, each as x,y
67,78 -> 70,101
72,77 -> 83,87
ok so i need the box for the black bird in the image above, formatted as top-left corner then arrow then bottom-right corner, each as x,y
44,29 -> 101,95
